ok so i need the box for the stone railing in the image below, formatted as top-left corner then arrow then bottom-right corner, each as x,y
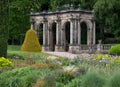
80,44 -> 115,53
102,44 -> 114,50
97,44 -> 115,53
80,45 -> 97,53
81,45 -> 89,50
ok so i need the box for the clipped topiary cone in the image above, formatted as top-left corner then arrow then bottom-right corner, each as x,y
21,29 -> 41,52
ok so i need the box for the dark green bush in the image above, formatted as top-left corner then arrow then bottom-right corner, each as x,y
108,44 -> 120,55
109,71 -> 120,87
81,72 -> 105,87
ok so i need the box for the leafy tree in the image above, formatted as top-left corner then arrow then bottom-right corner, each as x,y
9,0 -> 31,44
0,0 -> 9,57
9,0 -> 51,45
94,0 -> 120,43
80,0 -> 97,10
50,0 -> 97,11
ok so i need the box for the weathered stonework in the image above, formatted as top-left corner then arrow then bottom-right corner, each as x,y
30,9 -> 96,53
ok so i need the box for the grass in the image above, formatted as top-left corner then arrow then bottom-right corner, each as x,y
7,45 -> 21,51
7,45 -> 50,60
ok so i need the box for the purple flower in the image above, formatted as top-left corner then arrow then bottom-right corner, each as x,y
13,56 -> 19,59
99,58 -> 108,63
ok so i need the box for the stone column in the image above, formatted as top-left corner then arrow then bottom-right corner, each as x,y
70,19 -> 75,45
74,19 -> 78,45
49,28 -> 53,51
47,28 -> 50,47
61,28 -> 65,45
89,27 -> 93,52
87,27 -> 92,45
55,19 -> 63,51
77,18 -> 81,45
60,26 -> 65,51
56,20 -> 61,45
43,22 -> 46,45
30,18 -> 35,29
42,19 -> 48,51
69,17 -> 76,53
77,18 -> 81,53
93,20 -> 96,44
36,24 -> 40,38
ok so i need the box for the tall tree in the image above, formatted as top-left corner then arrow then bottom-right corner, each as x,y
94,0 -> 120,43
0,0 -> 9,57
50,0 -> 97,11
9,0 -> 50,45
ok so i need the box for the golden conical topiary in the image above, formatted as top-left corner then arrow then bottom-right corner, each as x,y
21,29 -> 41,52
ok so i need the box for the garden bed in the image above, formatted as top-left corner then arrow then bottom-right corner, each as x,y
0,45 -> 120,87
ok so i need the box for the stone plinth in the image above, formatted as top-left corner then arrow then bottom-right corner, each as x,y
69,45 -> 80,54
42,45 -> 50,52
55,45 -> 65,52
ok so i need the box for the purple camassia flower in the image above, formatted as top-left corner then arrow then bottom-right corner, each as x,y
99,58 -> 108,63
13,56 -> 19,59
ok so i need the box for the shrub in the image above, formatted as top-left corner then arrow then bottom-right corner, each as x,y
108,44 -> 120,55
109,71 -> 120,87
43,74 -> 56,87
0,67 -> 36,87
94,54 -> 112,61
21,29 -> 41,52
0,57 -> 13,68
81,72 -> 105,87
0,67 -> 52,87
64,77 -> 81,87
55,70 -> 74,85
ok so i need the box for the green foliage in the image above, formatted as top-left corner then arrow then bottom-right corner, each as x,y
9,0 -> 44,45
21,29 -> 41,52
81,72 -> 105,87
94,0 -> 120,42
0,67 -> 52,87
64,77 -> 81,87
0,0 -> 9,57
94,54 -> 112,61
43,73 -> 56,87
108,44 -> 120,55
55,70 -> 74,85
0,38 -> 8,57
0,57 -> 13,68
50,0 -> 97,11
0,67 -> 35,87
109,71 -> 120,87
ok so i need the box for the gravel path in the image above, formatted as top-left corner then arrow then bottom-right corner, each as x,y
44,52 -> 79,59
44,52 -> 94,59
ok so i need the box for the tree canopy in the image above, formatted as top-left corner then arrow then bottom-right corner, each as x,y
0,0 -> 9,57
94,0 -> 120,43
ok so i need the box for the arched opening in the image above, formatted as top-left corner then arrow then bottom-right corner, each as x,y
81,22 -> 87,44
50,22 -> 56,51
38,23 -> 43,45
64,21 -> 70,51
